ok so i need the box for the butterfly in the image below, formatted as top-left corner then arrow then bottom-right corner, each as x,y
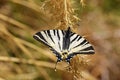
33,27 -> 95,70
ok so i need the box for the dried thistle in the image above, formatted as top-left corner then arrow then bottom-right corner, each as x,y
65,55 -> 91,80
40,0 -> 80,29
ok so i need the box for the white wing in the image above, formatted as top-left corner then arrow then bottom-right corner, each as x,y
33,30 -> 65,54
68,33 -> 95,55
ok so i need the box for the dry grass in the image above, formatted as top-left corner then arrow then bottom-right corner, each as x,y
0,0 -> 120,80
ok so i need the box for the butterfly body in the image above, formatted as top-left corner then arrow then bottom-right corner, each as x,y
33,27 -> 95,64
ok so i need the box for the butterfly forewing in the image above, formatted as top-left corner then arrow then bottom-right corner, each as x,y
33,29 -> 65,54
68,33 -> 94,55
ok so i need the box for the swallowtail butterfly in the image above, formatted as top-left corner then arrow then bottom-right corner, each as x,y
33,27 -> 95,69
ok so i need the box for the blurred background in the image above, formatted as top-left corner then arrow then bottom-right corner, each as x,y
0,0 -> 120,80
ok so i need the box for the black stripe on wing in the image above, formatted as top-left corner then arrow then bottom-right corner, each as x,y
47,30 -> 55,43
71,35 -> 79,43
81,45 -> 94,51
77,36 -> 82,41
57,30 -> 60,40
72,40 -> 89,49
53,30 -> 56,35
33,32 -> 49,46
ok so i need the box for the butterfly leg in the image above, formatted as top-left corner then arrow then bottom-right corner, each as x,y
65,59 -> 71,71
54,58 -> 62,71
